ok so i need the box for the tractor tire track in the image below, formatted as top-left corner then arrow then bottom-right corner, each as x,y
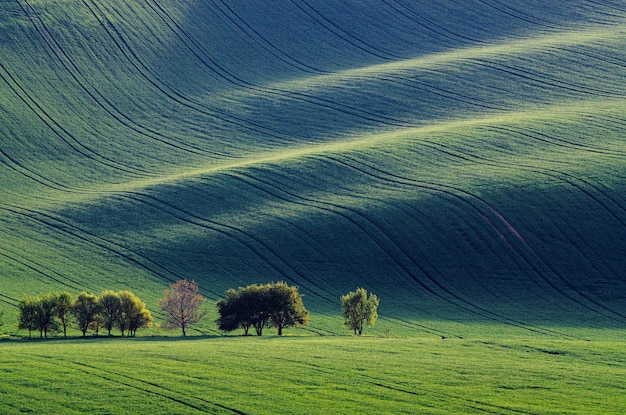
320,156 -> 595,335
84,0 -> 299,147
0,203 -> 197,294
17,0 -> 220,161
333,153 -> 626,324
207,0 -> 325,74
289,0 -> 403,61
145,0 -> 423,128
227,168 -> 577,337
474,0 -> 559,28
33,355 -> 248,414
0,247 -> 87,292
115,191 -> 337,305
382,0 -> 486,46
0,60 -> 151,179
470,58 -> 626,98
268,351 -> 538,415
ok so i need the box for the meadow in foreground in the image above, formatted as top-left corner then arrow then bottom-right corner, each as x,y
1,330 -> 625,414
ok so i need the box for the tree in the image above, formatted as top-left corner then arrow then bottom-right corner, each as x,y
72,292 -> 101,337
216,284 -> 270,336
117,290 -> 152,337
34,293 -> 60,338
53,291 -> 73,337
267,282 -> 309,336
216,282 -> 309,336
98,290 -> 121,336
341,288 -> 379,335
159,280 -> 206,336
18,297 -> 38,338
216,288 -> 252,335
129,308 -> 152,337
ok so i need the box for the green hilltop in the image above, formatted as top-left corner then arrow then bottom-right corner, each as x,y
1,0 -> 625,337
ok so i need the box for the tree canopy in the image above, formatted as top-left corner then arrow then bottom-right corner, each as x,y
159,280 -> 207,337
216,282 -> 309,336
17,290 -> 151,338
341,288 -> 379,335
72,292 -> 101,337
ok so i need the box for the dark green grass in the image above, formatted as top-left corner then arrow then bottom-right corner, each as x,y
1,333 -> 625,414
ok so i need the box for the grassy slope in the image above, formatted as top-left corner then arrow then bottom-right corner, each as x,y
1,336 -> 626,414
1,0 -> 625,337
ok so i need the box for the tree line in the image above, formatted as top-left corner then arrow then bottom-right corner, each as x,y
14,280 -> 379,338
18,290 -> 152,338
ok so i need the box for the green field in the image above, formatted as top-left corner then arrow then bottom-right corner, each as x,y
1,334 -> 625,414
1,0 -> 625,412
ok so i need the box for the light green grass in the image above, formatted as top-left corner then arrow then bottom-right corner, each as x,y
1,334 -> 625,414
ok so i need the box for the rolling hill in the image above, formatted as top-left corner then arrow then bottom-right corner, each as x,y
1,0 -> 625,338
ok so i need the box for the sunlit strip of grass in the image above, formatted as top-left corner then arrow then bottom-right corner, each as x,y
54,96 -> 624,195
256,21 -> 626,93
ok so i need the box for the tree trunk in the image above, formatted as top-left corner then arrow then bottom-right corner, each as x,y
277,325 -> 283,336
181,325 -> 186,337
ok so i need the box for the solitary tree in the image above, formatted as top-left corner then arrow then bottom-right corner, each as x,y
159,280 -> 206,336
99,290 -> 121,336
72,292 -> 101,337
341,288 -> 379,335
53,291 -> 73,337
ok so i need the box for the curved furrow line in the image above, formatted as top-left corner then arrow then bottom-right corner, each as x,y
0,291 -> 19,307
382,0 -> 485,46
228,169 -> 579,337
318,156 -> 600,334
411,133 -> 626,284
383,73 -> 509,112
0,60 -> 151,179
585,0 -> 626,14
289,0 -> 402,61
561,45 -> 626,70
474,0 -> 559,28
379,315 -> 461,338
34,356 -> 247,415
12,0 -> 179,168
207,0 -> 325,74
270,350 -> 537,415
369,381 -> 535,415
470,58 -> 626,98
0,247 -> 87,292
17,0 -> 220,161
379,139 -> 626,281
0,148 -> 77,194
114,192 -> 338,305
94,0 -> 422,137
583,112 -> 626,133
463,126 -> 626,226
84,0 -> 300,148
335,154 -> 626,324
227,172 -> 475,308
0,203 -> 193,293
485,125 -> 626,157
